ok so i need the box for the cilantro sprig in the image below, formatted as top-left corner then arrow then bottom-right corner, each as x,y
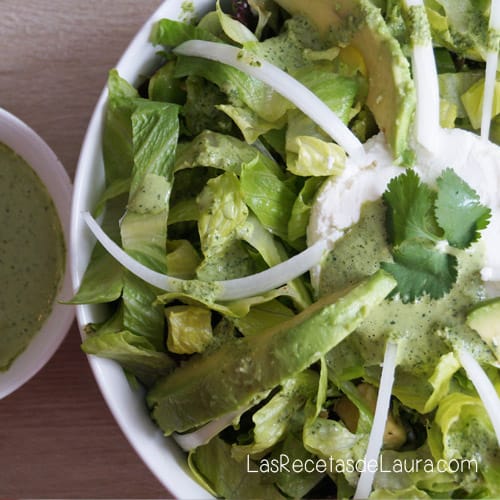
381,168 -> 491,303
435,169 -> 491,249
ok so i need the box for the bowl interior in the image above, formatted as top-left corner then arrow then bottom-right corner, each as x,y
70,1 -> 216,497
0,108 -> 75,399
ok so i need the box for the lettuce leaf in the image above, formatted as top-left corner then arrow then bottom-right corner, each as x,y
197,171 -> 249,257
175,129 -> 261,174
81,329 -> 174,387
156,286 -> 294,319
461,77 -> 500,130
237,214 -> 312,309
217,103 -> 286,144
165,239 -> 201,279
120,101 -> 179,277
174,54 -> 292,122
373,446 -> 456,496
102,71 -> 139,184
165,305 -> 213,354
288,176 -> 325,247
148,60 -> 186,105
121,272 -> 165,352
149,18 -> 220,47
303,417 -> 368,487
284,68 -> 358,177
428,392 -> 500,496
424,0 -> 490,61
438,71 -> 484,120
69,195 -> 125,304
240,155 -> 298,242
216,0 -> 258,44
232,299 -> 295,336
231,371 -> 319,460
188,437 -> 283,499
181,76 -> 235,136
270,431 -> 325,498
286,135 -> 345,177
242,16 -> 328,72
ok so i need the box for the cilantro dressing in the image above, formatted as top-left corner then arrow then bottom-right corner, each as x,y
0,143 -> 65,370
319,200 -> 488,374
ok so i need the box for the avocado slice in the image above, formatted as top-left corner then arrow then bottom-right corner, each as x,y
273,0 -> 415,163
147,270 -> 396,435
466,298 -> 500,360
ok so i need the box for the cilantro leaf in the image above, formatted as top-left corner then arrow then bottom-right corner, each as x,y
383,169 -> 441,246
381,240 -> 458,303
435,168 -> 491,249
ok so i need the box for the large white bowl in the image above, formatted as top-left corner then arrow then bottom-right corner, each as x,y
70,1 -> 215,497
0,108 -> 74,399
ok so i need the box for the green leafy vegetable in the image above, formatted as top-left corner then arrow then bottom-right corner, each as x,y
149,18 -> 220,46
82,329 -> 175,387
181,76 -> 235,136
148,61 -> 186,104
461,77 -> 500,130
288,176 -> 325,246
232,299 -> 295,336
382,240 -> 458,302
165,305 -> 213,354
216,0 -> 258,44
188,437 -> 283,499
121,272 -> 165,351
382,169 -> 490,301
68,195 -> 125,304
428,392 -> 500,497
270,432 -> 325,498
217,103 -> 286,143
174,130 -> 250,174
231,371 -> 318,460
165,240 -> 201,279
240,156 -> 298,241
174,54 -> 291,122
102,71 -> 139,184
424,0 -> 490,61
197,172 -> 248,256
383,169 -> 440,245
435,168 -> 491,249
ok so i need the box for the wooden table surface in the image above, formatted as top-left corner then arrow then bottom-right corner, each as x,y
0,1 -> 175,497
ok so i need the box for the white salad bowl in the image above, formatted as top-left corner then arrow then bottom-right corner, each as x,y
0,108 -> 74,400
70,1 -> 215,497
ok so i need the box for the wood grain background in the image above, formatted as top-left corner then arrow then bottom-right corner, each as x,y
0,1 -> 176,497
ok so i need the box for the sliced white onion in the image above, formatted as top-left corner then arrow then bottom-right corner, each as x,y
173,408 -> 244,451
457,349 -> 500,446
405,0 -> 442,153
173,40 -> 366,161
481,0 -> 500,141
82,211 -> 328,301
354,341 -> 398,500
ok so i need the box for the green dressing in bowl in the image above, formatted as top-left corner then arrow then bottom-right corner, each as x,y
0,142 -> 65,370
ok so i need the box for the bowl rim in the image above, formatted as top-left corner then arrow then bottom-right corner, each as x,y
70,1 -> 215,498
0,107 -> 75,400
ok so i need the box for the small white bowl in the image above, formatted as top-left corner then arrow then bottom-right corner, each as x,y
0,108 -> 74,399
71,1 -> 215,498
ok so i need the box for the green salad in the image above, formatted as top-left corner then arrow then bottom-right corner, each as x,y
73,0 -> 500,497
